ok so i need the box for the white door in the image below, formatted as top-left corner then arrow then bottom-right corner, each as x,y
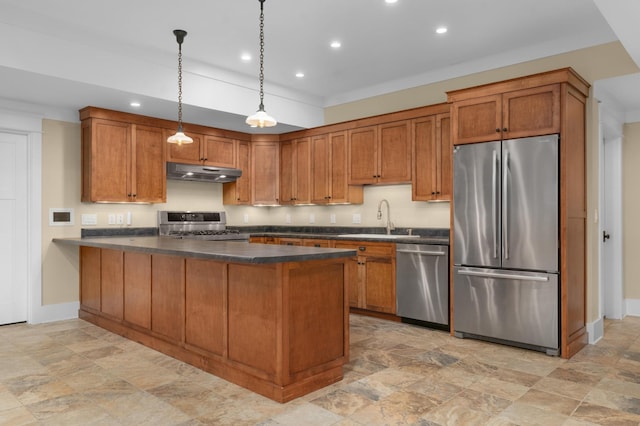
0,131 -> 28,324
602,136 -> 624,319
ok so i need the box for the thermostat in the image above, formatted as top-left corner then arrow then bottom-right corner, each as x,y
49,208 -> 74,226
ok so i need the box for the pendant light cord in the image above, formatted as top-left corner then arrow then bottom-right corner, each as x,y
258,0 -> 265,111
177,39 -> 184,128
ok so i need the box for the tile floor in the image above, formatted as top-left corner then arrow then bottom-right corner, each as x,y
1,314 -> 639,425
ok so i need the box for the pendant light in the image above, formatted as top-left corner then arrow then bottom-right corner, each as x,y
167,29 -> 193,145
246,0 -> 277,128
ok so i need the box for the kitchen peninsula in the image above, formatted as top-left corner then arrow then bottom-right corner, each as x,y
54,236 -> 356,403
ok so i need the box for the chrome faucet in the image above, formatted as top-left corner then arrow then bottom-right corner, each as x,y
377,199 -> 395,235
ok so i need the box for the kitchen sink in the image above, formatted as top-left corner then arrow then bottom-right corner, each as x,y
337,233 -> 420,240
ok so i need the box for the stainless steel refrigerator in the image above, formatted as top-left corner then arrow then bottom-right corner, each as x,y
453,134 -> 559,355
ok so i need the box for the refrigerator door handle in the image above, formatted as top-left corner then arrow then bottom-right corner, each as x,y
458,269 -> 549,282
492,150 -> 498,259
503,150 -> 510,260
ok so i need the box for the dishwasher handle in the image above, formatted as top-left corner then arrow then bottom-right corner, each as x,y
396,249 -> 446,256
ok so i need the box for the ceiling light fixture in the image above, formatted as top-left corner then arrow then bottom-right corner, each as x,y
295,72 -> 304,78
246,0 -> 277,128
330,41 -> 341,49
436,26 -> 448,34
167,29 -> 193,145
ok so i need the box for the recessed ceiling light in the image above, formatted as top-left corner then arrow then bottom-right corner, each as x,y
436,26 -> 448,34
241,53 -> 251,62
330,41 -> 341,49
385,0 -> 398,3
130,102 -> 141,107
295,72 -> 305,78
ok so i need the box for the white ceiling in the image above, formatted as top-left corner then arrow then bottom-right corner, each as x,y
0,0 -> 639,132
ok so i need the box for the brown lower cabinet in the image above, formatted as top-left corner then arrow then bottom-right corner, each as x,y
333,240 -> 396,314
78,246 -> 349,403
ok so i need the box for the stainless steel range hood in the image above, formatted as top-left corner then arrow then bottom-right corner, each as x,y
166,162 -> 242,183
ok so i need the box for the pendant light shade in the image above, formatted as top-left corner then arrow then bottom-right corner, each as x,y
246,0 -> 277,128
168,29 -> 193,145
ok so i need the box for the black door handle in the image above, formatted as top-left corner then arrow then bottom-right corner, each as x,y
603,231 -> 611,242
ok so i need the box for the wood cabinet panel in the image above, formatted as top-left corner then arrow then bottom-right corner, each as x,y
502,85 -> 560,139
378,121 -> 411,183
223,140 -> 251,205
364,256 -> 395,313
302,239 -> 331,248
124,252 -> 151,329
165,132 -> 204,165
203,135 -> 236,167
151,254 -> 185,342
451,95 -> 502,145
280,140 -> 294,205
185,258 -> 226,355
310,134 -> 330,203
132,125 -> 166,203
228,264 -> 278,376
80,246 -> 101,312
412,113 -> 452,201
281,137 -> 311,205
100,249 -> 124,320
289,262 -> 345,373
348,126 -> 378,184
279,238 -> 302,246
251,141 -> 280,205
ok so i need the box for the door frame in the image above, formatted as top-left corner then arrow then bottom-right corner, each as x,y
0,107 -> 42,324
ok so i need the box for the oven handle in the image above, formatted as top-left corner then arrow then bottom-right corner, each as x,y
396,249 -> 446,256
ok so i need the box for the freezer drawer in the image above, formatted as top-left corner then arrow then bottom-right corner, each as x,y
453,267 -> 558,353
396,244 -> 448,326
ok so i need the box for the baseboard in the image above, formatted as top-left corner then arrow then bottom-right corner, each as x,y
29,301 -> 79,324
586,316 -> 604,345
626,299 -> 640,317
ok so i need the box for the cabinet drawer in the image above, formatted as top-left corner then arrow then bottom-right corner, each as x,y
334,241 -> 394,257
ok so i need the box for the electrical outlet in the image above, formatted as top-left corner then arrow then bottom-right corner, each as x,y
126,212 -> 132,225
116,214 -> 124,225
285,214 -> 292,224
330,214 -> 336,224
309,214 -> 315,224
108,214 -> 116,225
352,213 -> 361,224
243,214 -> 249,224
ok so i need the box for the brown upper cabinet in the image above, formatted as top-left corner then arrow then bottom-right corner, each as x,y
223,140 -> 251,205
451,84 -> 560,145
311,131 -> 363,205
280,137 -> 311,205
251,138 -> 280,205
81,112 -> 166,203
348,120 -> 412,185
412,113 -> 451,202
166,132 -> 237,168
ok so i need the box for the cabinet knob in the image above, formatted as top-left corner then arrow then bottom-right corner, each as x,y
431,191 -> 436,195
358,246 -> 366,252
127,193 -> 132,197
204,157 -> 208,161
372,175 -> 377,178
237,197 -> 240,201
314,244 -> 321,247
496,128 -> 500,133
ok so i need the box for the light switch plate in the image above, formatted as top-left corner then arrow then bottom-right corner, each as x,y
285,214 -> 292,224
81,214 -> 97,226
352,213 -> 361,224
309,214 -> 315,224
330,214 -> 336,224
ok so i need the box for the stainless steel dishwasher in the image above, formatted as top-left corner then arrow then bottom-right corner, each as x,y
396,243 -> 449,329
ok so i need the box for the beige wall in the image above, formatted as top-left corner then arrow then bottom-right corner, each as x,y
43,41 -> 639,322
623,122 -> 640,299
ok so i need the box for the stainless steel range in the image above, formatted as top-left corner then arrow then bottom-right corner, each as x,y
158,211 -> 249,241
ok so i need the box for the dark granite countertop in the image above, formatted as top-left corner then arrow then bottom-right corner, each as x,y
53,236 -> 357,264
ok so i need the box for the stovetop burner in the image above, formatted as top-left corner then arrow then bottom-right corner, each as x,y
158,211 -> 249,241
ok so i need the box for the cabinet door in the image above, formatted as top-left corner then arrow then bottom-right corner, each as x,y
82,118 -> 130,202
344,256 -> 362,308
124,252 -> 151,329
222,140 -> 251,205
165,130 -> 204,164
378,121 -> 411,183
437,114 -> 452,201
302,239 -> 331,248
185,258 -> 225,355
451,94 -> 502,145
348,126 -> 377,184
151,254 -> 185,342
294,137 -> 311,204
502,84 -> 560,139
279,140 -> 295,205
364,256 -> 395,314
412,116 -> 437,201
101,249 -> 123,320
80,246 -> 101,312
203,136 -> 236,168
279,238 -> 302,246
310,134 -> 330,204
132,125 -> 166,203
251,141 -> 280,205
